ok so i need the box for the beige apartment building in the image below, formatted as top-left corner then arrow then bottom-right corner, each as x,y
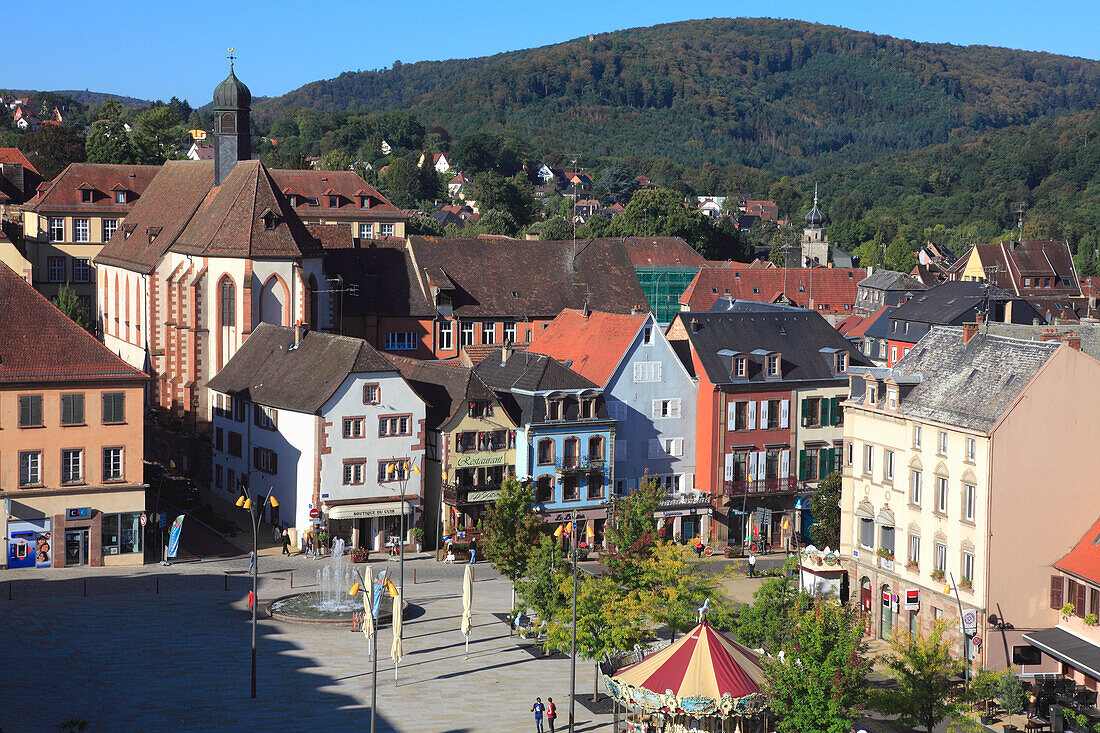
840,324 -> 1100,668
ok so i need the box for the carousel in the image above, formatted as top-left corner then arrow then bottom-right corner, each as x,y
603,612 -> 768,733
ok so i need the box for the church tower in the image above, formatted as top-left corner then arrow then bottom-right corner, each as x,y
800,185 -> 830,267
212,53 -> 251,186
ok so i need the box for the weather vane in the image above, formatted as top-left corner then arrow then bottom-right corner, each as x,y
228,47 -> 236,70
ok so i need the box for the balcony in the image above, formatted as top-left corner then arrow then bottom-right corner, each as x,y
556,456 -> 606,474
443,482 -> 504,506
723,476 -> 800,497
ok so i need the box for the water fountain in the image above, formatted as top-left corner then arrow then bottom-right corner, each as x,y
268,538 -> 398,625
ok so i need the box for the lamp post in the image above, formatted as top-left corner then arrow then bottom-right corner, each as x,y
235,480 -> 279,699
348,569 -> 379,733
569,507 -> 578,733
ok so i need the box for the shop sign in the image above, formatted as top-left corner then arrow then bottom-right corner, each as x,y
328,503 -> 408,519
456,453 -> 508,468
962,609 -> 978,635
904,589 -> 920,610
66,507 -> 91,520
466,490 -> 500,503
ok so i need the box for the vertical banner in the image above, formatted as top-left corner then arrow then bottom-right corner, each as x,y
167,515 -> 185,558
372,571 -> 388,619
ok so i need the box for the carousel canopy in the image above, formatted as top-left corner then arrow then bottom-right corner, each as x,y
607,621 -> 766,719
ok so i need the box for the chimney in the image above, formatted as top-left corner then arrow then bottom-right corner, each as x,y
1064,332 -> 1082,351
294,319 -> 305,347
962,321 -> 979,345
690,317 -> 700,333
974,311 -> 984,326
1040,328 -> 1060,343
501,343 -> 511,365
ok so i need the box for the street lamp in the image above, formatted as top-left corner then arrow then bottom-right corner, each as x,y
235,481 -> 278,699
349,569 -> 379,733
569,507 -> 578,733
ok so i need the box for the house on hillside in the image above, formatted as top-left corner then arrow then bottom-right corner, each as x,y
854,269 -> 927,316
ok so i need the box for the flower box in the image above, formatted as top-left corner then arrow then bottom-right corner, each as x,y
905,561 -> 919,571
879,556 -> 895,572
931,570 -> 945,581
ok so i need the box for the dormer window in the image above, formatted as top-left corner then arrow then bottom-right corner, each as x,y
359,195 -> 370,209
547,394 -> 565,421
734,356 -> 747,378
835,352 -> 847,373
888,389 -> 898,410
288,195 -> 298,207
261,210 -> 278,231
766,354 -> 781,377
80,189 -> 93,203
327,195 -> 339,208
115,190 -> 127,204
868,385 -> 878,405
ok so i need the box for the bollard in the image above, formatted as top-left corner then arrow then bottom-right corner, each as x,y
413,568 -> 417,584
290,571 -> 293,589
83,578 -> 87,597
472,567 -> 475,582
224,574 -> 228,591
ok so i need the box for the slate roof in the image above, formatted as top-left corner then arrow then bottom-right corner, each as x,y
973,240 -> 1079,293
94,161 -> 214,272
708,297 -> 805,314
671,310 -> 872,386
858,269 -> 927,292
978,322 -> 1100,360
270,170 -> 404,220
406,236 -> 649,318
528,309 -> 649,387
24,162 -> 158,213
205,323 -> 396,414
173,160 -> 322,259
387,355 -> 498,429
473,348 -> 597,393
1055,517 -> 1100,585
890,281 -> 1034,325
883,326 -> 1060,432
322,241 -> 434,317
0,263 -> 147,384
680,267 -> 864,312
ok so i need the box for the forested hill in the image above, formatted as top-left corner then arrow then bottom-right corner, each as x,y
252,18 -> 1100,173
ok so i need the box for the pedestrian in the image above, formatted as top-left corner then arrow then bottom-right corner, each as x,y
531,697 -> 545,732
248,550 -> 255,575
747,553 -> 757,578
281,528 -> 291,556
305,531 -> 316,559
272,523 -> 280,543
787,551 -> 795,578
546,696 -> 557,733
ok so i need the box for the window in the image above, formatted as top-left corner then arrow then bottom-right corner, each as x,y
913,425 -> 922,449
358,223 -> 374,239
868,385 -> 877,404
880,525 -> 895,556
61,393 -> 84,425
804,398 -> 822,427
731,452 -> 748,482
890,345 -> 898,363
885,450 -> 895,481
589,435 -> 605,460
579,396 -> 596,419
962,550 -> 974,583
363,384 -> 380,404
343,461 -> 365,485
233,399 -> 245,422
438,322 -> 454,351
767,354 -> 780,376
220,279 -> 236,328
767,399 -> 781,429
47,256 -> 66,282
888,390 -> 897,410
643,326 -> 653,344
878,342 -> 886,359
19,451 -> 41,486
936,477 -> 949,514
380,223 -> 394,237
908,533 -> 920,566
963,483 -> 975,522
504,322 -> 516,343
734,356 -> 747,377
214,464 -> 224,489
662,437 -> 684,457
562,475 -> 580,501
215,427 -> 223,451
864,444 -> 874,474
938,431 -> 948,455
835,352 -> 847,373
966,438 -> 976,462
69,258 -> 92,284
460,322 -> 474,346
228,431 -> 243,458
379,415 -> 412,437
588,472 -> 604,500
651,399 -> 681,419
115,190 -> 127,204
101,447 -> 124,481
935,542 -> 947,574
254,447 -> 278,474
306,197 -> 319,207
81,188 -> 93,203
481,322 -> 496,345
254,405 -> 277,430
537,439 -> 554,465
910,470 -> 922,506
327,195 -> 339,208
765,449 -> 779,478
859,517 -> 874,549
536,475 -> 554,503
19,395 -> 42,427
1013,646 -> 1043,666
633,361 -> 662,382
803,447 -> 821,481
562,438 -> 580,467
385,332 -> 417,351
102,392 -> 125,424
100,512 -> 143,555
62,449 -> 83,484
846,442 -> 854,466
73,218 -> 90,242
378,460 -> 408,482
343,417 -> 364,438
49,217 -> 64,241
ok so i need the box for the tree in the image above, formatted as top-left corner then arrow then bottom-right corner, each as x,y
885,235 -> 918,272
734,577 -> 812,655
416,154 -> 444,202
474,208 -> 519,236
25,125 -> 86,181
469,171 -> 536,226
482,478 -> 543,607
405,213 -> 444,236
320,149 -> 353,171
871,620 -> 967,733
593,160 -> 638,204
808,471 -> 842,549
450,132 -> 522,176
638,543 -> 734,642
604,476 -> 665,586
768,176 -> 802,220
85,120 -> 134,164
764,600 -> 870,733
133,104 -> 181,163
538,216 -> 573,241
52,284 -> 93,333
515,535 -> 570,649
379,156 -> 421,208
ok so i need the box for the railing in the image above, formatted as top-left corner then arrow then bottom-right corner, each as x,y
443,482 -> 505,505
723,477 -> 800,496
555,456 -> 606,473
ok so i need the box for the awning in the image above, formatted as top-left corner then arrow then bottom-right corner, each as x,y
855,501 -> 874,520
327,502 -> 413,520
1023,627 -> 1100,680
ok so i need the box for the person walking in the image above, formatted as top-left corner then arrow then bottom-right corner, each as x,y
305,531 -> 316,559
747,553 -> 757,578
531,697 -> 545,732
281,528 -> 291,556
546,697 -> 557,733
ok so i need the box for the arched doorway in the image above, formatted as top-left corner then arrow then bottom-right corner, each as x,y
880,583 -> 894,640
860,577 -> 872,635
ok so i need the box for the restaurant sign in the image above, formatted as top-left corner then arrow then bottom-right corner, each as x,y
466,490 -> 501,503
455,453 -> 508,468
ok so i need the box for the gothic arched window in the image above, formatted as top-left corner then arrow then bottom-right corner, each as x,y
220,278 -> 236,328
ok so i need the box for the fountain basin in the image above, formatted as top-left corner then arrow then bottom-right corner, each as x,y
268,592 -> 407,625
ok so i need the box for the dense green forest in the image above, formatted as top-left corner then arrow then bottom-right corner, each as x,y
253,18 -> 1100,173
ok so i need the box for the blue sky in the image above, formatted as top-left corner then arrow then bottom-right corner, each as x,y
6,0 -> 1099,104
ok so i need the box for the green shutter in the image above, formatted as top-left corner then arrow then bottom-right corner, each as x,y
830,397 -> 840,425
820,398 -> 831,427
818,449 -> 829,478
798,450 -> 808,480
801,398 -> 810,427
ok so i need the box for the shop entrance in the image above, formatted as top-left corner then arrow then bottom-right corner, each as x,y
860,578 -> 872,635
65,529 -> 90,566
681,516 -> 700,542
880,585 -> 894,641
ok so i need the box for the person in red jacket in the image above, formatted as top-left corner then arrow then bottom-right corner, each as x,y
546,697 -> 557,732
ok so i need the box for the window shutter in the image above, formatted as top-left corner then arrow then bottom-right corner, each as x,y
1051,575 -> 1064,609
801,398 -> 810,427
655,362 -> 663,381
818,449 -> 829,478
820,398 -> 831,427
672,438 -> 683,457
253,447 -> 260,465
798,450 -> 807,480
652,400 -> 661,420
270,451 -> 278,475
633,363 -> 642,382
727,402 -> 736,431
749,451 -> 759,480
648,439 -> 662,459
830,397 -> 840,425
1078,583 -> 1088,617
747,400 -> 756,430
670,399 -> 681,419
780,449 -> 790,478
780,399 -> 789,429
759,400 -> 768,427
724,453 -> 734,481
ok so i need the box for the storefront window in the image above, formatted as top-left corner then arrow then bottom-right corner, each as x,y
101,512 -> 142,555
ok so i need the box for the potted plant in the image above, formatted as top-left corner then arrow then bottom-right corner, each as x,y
412,527 -> 425,552
931,569 -> 945,581
317,530 -> 331,555
1062,603 -> 1076,620
1085,613 -> 1098,627
351,546 -> 370,563
960,576 -> 973,590
905,560 -> 919,571
876,547 -> 894,559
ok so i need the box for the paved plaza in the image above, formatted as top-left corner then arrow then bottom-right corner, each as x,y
0,552 -> 615,732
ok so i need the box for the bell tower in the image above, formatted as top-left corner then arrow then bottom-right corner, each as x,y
212,50 -> 252,186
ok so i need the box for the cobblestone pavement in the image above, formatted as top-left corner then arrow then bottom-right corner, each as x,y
0,553 -> 614,732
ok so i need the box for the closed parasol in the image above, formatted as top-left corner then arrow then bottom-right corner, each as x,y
461,563 -> 474,658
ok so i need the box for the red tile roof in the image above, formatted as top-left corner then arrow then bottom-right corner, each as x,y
528,309 -> 648,387
1056,517 -> 1100,585
0,263 -> 147,383
24,162 -> 159,213
0,146 -> 39,175
613,236 -> 708,267
269,169 -> 402,219
680,267 -> 865,313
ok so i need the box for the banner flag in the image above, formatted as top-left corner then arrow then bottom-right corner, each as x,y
167,515 -> 185,558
